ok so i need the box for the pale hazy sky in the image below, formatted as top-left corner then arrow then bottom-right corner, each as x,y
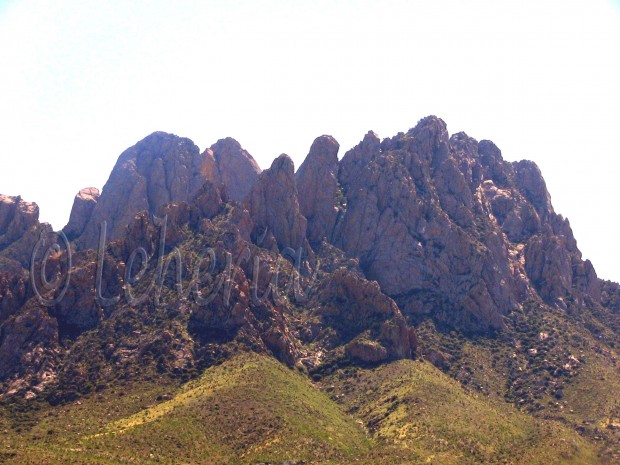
1,0 -> 619,281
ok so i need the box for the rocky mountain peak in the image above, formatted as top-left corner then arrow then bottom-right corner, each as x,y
338,130 -> 381,188
514,159 -> 553,217
62,187 -> 100,241
4,115 -> 620,462
270,153 -> 295,175
304,135 -> 339,165
0,195 -> 39,243
295,135 -> 341,246
0,194 -> 47,267
406,115 -> 450,167
74,131 -> 210,249
358,130 -> 381,161
245,154 -> 308,252
209,137 -> 261,202
0,115 -> 612,407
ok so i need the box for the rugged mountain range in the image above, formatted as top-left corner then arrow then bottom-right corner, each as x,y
2,116 -> 620,464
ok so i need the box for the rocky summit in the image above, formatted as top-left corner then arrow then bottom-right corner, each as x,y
1,117 -> 620,464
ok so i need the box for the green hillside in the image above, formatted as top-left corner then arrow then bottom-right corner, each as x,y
2,350 -> 610,464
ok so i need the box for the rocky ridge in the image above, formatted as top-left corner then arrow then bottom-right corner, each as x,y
0,116 -> 612,403
74,132 -> 261,250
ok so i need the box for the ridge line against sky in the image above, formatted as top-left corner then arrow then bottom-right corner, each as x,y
0,0 -> 619,280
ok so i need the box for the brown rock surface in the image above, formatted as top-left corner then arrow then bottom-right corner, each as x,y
334,116 -> 600,331
63,187 -> 100,241
50,252 -> 123,338
245,154 -> 309,252
0,301 -> 59,391
345,339 -> 388,363
0,262 -> 29,325
0,194 -> 48,267
308,269 -> 416,360
76,132 -> 212,249
336,118 -> 524,332
514,160 -> 553,218
0,194 -> 40,248
0,116 -> 610,400
208,137 -> 261,202
191,180 -> 224,221
295,135 -> 342,245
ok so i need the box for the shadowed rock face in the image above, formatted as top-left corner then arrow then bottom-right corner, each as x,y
245,154 -> 309,252
295,135 -> 342,246
75,132 -> 212,249
330,116 -> 600,332
69,134 -> 261,250
0,194 -> 50,268
208,137 -> 261,202
0,195 -> 39,247
0,301 -> 59,392
0,115 -> 611,398
0,199 -> 61,388
63,187 -> 100,241
308,268 -> 416,362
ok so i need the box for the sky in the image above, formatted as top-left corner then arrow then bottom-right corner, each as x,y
0,0 -> 619,281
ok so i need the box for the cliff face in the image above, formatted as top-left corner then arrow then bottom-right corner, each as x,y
0,116 -> 610,400
0,194 -> 50,267
295,135 -> 342,246
63,187 -> 100,241
74,132 -> 211,249
71,133 -> 261,250
245,154 -> 309,252
331,117 -> 599,332
208,137 -> 261,202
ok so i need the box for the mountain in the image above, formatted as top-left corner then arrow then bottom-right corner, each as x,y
1,116 -> 620,464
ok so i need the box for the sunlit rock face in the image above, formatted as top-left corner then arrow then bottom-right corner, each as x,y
63,187 -> 100,241
245,153 -> 309,252
295,135 -> 342,246
330,116 -> 599,332
74,132 -> 213,249
208,137 -> 261,202
0,115 -> 607,399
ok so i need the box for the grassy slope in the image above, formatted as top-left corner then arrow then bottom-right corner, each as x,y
323,359 -> 599,465
3,353 -> 369,464
2,350 -> 606,464
556,351 -> 620,463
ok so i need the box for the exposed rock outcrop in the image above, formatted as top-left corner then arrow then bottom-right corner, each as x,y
49,252 -> 124,338
0,115 -> 611,400
208,138 -> 261,202
191,180 -> 225,223
72,134 -> 260,250
76,132 -> 212,249
295,135 -> 342,246
0,194 -> 48,267
307,269 -> 416,361
63,187 -> 100,241
0,195 -> 40,249
245,154 -> 309,253
345,339 -> 389,363
333,116 -> 599,332
335,118 -> 521,332
0,301 -> 59,396
0,261 -> 29,325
